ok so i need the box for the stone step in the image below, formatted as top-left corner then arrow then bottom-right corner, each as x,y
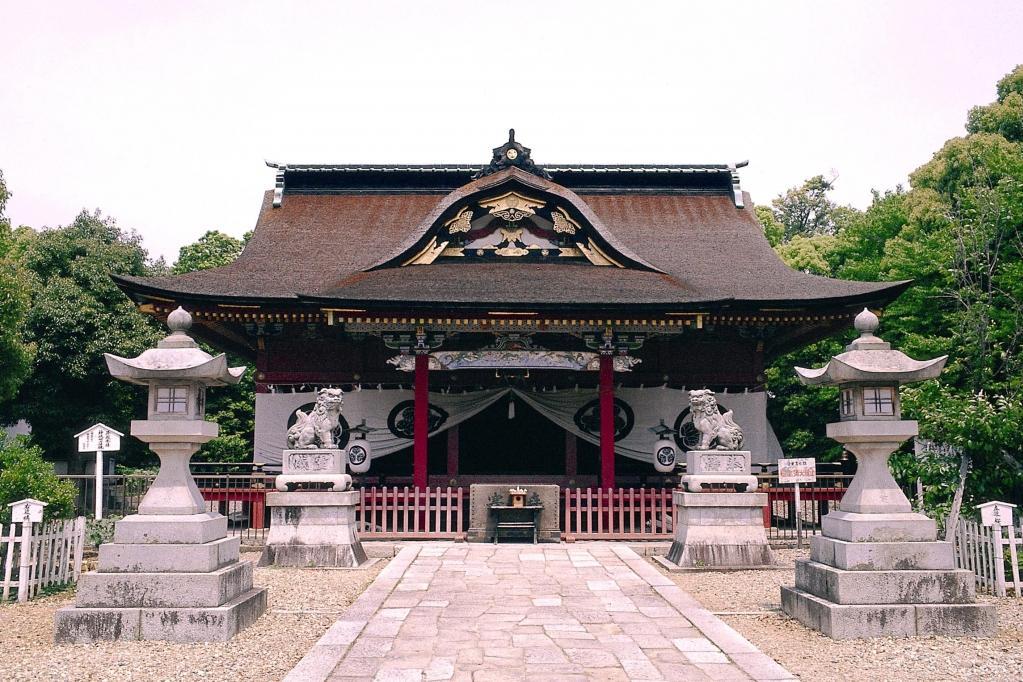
98,536 -> 240,573
821,510 -> 936,543
55,587 -> 268,643
794,559 -> 976,605
810,536 -> 954,571
113,512 -> 228,544
781,586 -> 996,639
75,560 -> 253,609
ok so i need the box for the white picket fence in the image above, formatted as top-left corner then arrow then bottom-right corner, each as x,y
952,515 -> 1022,598
1,517 -> 86,603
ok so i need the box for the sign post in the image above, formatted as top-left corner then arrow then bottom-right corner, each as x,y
74,424 -> 123,521
777,457 -> 817,548
8,498 -> 47,603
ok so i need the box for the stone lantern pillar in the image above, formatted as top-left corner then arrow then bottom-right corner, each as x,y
55,308 -> 267,643
781,309 -> 995,638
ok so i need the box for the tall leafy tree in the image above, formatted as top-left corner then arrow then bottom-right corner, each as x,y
770,175 -> 854,240
4,211 -> 163,462
171,230 -> 246,274
0,171 -> 34,403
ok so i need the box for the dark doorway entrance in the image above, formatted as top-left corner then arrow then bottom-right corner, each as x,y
458,393 -> 566,475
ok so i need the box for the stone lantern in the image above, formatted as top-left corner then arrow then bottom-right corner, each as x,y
56,308 -> 267,643
781,309 -> 994,639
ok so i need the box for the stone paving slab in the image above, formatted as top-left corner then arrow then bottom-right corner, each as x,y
287,543 -> 794,681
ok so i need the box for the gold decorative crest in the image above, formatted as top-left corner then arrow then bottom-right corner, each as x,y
444,208 -> 473,234
551,208 -> 580,235
478,191 -> 545,222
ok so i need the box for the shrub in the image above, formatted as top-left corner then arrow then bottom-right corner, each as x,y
85,514 -> 121,547
0,436 -> 77,523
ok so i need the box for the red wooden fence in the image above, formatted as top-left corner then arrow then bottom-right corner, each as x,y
357,486 -> 465,539
562,488 -> 676,540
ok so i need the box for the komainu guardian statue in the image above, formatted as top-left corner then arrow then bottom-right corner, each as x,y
689,389 -> 744,450
287,388 -> 344,449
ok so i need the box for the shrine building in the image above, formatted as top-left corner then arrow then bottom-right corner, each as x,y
113,132 -> 908,490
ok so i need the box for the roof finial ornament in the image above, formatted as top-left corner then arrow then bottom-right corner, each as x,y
473,129 -> 552,181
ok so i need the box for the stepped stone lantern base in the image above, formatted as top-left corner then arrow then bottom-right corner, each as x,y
55,429 -> 268,643
259,491 -> 367,568
780,421 -> 996,638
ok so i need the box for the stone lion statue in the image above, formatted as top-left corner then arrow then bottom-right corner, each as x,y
287,388 -> 344,449
689,389 -> 743,450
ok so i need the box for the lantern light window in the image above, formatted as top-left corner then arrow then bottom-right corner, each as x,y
862,386 -> 895,416
155,386 -> 189,413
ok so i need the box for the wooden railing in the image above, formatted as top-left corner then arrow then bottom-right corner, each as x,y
1,517 -> 86,602
562,488 -> 676,540
357,486 -> 465,539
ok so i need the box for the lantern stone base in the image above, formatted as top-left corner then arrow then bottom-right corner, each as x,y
782,512 -> 996,639
55,512 -> 266,643
258,490 -> 367,568
665,491 -> 775,568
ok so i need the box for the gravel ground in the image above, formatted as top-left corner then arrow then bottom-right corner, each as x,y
656,548 -> 1023,682
0,551 -> 385,682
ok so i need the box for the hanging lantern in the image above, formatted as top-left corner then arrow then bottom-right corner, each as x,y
347,439 -> 372,474
653,438 -> 677,473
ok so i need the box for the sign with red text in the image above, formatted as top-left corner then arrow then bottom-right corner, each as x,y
778,457 -> 817,484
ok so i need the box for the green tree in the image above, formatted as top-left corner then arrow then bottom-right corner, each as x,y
0,436 -> 77,523
4,211 -> 163,463
767,65 -> 1023,512
770,175 -> 852,240
171,230 -> 245,274
966,64 -> 1023,143
754,205 -> 785,247
0,171 -> 34,402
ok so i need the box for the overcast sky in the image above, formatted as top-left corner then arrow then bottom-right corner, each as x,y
1,1 -> 1020,263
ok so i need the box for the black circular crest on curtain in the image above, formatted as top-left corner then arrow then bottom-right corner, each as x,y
573,397 -> 634,441
387,400 -> 449,440
286,403 -> 351,449
672,402 -> 729,452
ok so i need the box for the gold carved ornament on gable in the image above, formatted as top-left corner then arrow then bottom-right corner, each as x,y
477,191 -> 545,222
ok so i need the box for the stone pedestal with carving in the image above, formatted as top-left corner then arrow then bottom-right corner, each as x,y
681,450 -> 758,492
258,491 -> 367,567
275,449 -> 351,492
665,490 -> 774,567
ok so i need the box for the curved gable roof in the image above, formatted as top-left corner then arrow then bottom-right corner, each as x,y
368,167 -> 662,273
114,165 -> 909,312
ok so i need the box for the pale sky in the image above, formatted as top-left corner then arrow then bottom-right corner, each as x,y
1,1 -> 1020,263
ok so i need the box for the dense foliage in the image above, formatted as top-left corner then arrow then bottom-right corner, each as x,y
0,437 -> 77,523
763,65 -> 1023,513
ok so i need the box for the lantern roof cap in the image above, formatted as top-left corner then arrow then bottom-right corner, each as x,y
794,308 -> 947,386
104,307 -> 246,386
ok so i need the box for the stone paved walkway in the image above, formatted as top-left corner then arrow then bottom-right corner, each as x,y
285,544 -> 794,681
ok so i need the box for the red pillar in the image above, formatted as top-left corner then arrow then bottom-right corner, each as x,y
599,353 -> 615,490
413,353 -> 429,490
